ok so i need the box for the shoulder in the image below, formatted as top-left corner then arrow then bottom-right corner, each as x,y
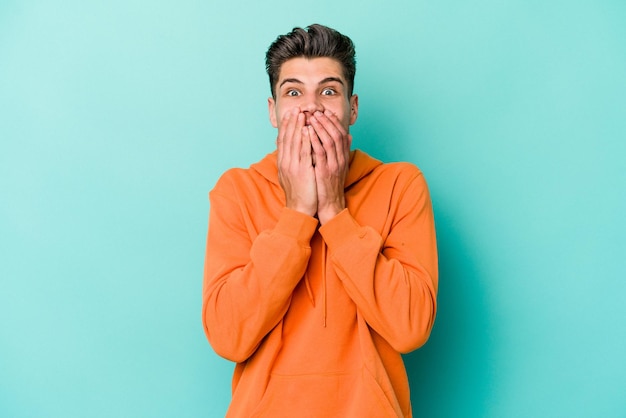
209,155 -> 278,204
372,161 -> 426,185
379,161 -> 423,175
212,152 -> 277,192
211,167 -> 252,193
371,162 -> 432,206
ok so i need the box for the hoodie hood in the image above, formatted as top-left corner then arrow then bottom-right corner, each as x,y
250,149 -> 383,189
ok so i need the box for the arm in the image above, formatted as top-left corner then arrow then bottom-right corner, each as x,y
203,108 -> 319,363
319,171 -> 438,353
202,181 -> 318,363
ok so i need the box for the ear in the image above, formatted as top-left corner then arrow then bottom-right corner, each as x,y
268,97 -> 278,128
349,94 -> 359,126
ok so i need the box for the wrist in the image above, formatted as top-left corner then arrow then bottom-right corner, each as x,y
286,202 -> 317,218
317,202 -> 345,225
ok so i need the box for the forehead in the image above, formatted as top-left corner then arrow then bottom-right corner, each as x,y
278,57 -> 345,84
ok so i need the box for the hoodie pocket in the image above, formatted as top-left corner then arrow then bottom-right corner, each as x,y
360,367 -> 402,417
250,369 -> 399,418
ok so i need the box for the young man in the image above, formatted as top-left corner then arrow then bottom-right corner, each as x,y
202,24 -> 438,417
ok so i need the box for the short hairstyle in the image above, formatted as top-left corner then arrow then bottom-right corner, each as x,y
265,24 -> 356,99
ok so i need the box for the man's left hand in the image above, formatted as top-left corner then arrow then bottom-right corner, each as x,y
309,110 -> 352,225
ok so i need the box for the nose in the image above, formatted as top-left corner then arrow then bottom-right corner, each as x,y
301,93 -> 324,122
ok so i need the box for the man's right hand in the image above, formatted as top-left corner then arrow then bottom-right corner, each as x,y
277,108 -> 318,218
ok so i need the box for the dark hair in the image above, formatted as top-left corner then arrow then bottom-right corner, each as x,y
265,24 -> 356,99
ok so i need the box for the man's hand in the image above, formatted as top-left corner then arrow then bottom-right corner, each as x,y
277,107 -> 318,217
309,110 -> 352,225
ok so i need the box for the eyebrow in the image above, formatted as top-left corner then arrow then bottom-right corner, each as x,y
319,77 -> 345,86
279,77 -> 345,88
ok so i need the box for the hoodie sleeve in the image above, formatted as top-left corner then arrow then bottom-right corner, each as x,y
318,166 -> 438,353
202,171 -> 318,363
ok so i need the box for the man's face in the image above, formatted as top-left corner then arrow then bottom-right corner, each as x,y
268,57 -> 358,131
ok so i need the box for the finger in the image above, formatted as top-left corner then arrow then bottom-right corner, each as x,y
291,112 -> 306,164
318,110 -> 348,142
279,108 -> 302,169
320,110 -> 350,162
277,110 -> 292,164
309,125 -> 326,165
301,125 -> 312,166
310,112 -> 339,165
309,112 -> 336,148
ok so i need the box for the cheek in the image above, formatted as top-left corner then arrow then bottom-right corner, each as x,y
335,104 -> 352,127
271,107 -> 287,129
277,104 -> 296,121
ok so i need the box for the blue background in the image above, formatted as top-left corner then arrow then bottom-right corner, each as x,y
1,1 -> 625,417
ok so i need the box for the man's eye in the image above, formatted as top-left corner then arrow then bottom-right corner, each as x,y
286,90 -> 300,97
321,88 -> 336,96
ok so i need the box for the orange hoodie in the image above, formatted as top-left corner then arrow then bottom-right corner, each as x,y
202,149 -> 438,417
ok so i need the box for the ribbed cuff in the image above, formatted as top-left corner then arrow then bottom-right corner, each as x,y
274,207 -> 319,244
318,208 -> 364,249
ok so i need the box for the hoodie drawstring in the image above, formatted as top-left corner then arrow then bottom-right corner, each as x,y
303,239 -> 328,327
322,243 -> 327,328
304,271 -> 315,307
